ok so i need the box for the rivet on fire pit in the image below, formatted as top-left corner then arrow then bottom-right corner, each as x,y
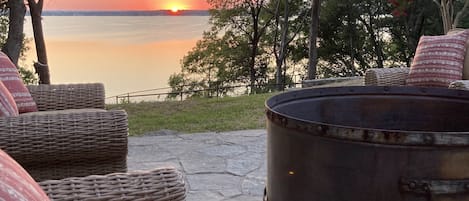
423,135 -> 434,144
408,181 -> 416,189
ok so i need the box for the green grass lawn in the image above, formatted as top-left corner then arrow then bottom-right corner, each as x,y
107,93 -> 277,136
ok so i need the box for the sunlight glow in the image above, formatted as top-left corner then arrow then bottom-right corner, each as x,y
165,2 -> 187,11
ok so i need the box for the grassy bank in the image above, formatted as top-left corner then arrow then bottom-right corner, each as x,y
107,93 -> 277,136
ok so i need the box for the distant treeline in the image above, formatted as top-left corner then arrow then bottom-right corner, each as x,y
38,10 -> 210,16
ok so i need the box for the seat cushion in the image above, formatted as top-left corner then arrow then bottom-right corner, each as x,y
0,149 -> 50,200
406,30 -> 469,87
0,81 -> 19,117
0,52 -> 38,113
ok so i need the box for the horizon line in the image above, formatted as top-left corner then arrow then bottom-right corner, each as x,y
39,10 -> 211,16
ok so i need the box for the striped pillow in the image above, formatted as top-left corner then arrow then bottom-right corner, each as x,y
0,81 -> 19,117
447,29 -> 469,79
406,30 -> 469,87
0,52 -> 38,113
0,149 -> 50,200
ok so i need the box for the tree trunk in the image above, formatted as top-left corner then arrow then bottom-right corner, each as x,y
308,0 -> 320,80
275,0 -> 290,91
453,0 -> 469,29
2,0 -> 26,65
27,0 -> 50,84
249,25 -> 259,94
249,5 -> 261,94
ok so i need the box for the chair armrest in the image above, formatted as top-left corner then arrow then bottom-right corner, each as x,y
39,167 -> 186,201
0,109 -> 128,166
365,67 -> 410,86
27,83 -> 105,111
449,80 -> 469,90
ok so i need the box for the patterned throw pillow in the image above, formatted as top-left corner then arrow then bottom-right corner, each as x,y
406,30 -> 469,87
0,149 -> 50,200
0,52 -> 38,113
447,29 -> 469,79
0,81 -> 19,117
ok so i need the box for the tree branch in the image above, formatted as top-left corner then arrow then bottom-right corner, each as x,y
453,0 -> 469,28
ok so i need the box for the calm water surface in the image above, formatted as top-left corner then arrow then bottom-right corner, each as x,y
24,16 -> 210,102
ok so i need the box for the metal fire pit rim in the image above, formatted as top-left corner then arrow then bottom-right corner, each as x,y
265,86 -> 469,147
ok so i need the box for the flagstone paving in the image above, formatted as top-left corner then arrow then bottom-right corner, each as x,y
127,129 -> 267,201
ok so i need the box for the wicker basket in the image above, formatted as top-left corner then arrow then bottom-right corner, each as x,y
364,67 -> 410,86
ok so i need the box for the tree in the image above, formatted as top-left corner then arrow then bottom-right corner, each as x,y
270,0 -> 309,90
314,0 -> 381,77
391,0 -> 469,33
388,0 -> 445,66
454,0 -> 469,27
308,0 -> 320,79
432,0 -> 469,32
169,27 -> 261,98
2,0 -> 25,65
208,0 -> 274,93
27,0 -> 50,84
0,0 -> 37,84
311,0 -> 446,77
171,0 -> 460,96
169,0 -> 276,97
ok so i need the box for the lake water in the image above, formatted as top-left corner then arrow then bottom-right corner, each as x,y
23,15 -> 210,102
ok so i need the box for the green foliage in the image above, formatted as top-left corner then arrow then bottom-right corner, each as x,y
168,0 -> 276,97
0,6 -> 38,85
386,0 -> 442,66
167,29 -> 251,98
170,0 -> 463,93
314,0 -> 395,77
453,0 -> 469,28
18,64 -> 37,84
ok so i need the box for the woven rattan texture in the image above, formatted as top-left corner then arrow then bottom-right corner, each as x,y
27,83 -> 105,111
40,167 -> 186,201
0,110 -> 128,181
24,156 -> 127,182
364,67 -> 410,86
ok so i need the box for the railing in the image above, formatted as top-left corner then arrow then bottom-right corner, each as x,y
106,82 -> 302,104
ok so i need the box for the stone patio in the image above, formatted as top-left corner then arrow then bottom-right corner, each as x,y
127,129 -> 267,201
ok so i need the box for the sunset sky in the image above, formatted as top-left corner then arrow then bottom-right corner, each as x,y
43,0 -> 211,11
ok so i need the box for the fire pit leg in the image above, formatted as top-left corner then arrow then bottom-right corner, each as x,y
263,187 -> 268,201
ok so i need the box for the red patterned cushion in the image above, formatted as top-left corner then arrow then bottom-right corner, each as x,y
447,29 -> 469,79
0,81 -> 19,117
0,149 -> 50,200
0,52 -> 37,113
406,30 -> 469,87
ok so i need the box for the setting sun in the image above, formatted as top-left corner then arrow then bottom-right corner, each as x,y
165,2 -> 187,11
171,6 -> 179,12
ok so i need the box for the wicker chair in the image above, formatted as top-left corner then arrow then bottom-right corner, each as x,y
364,67 -> 469,90
0,83 -> 129,182
39,166 -> 186,201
